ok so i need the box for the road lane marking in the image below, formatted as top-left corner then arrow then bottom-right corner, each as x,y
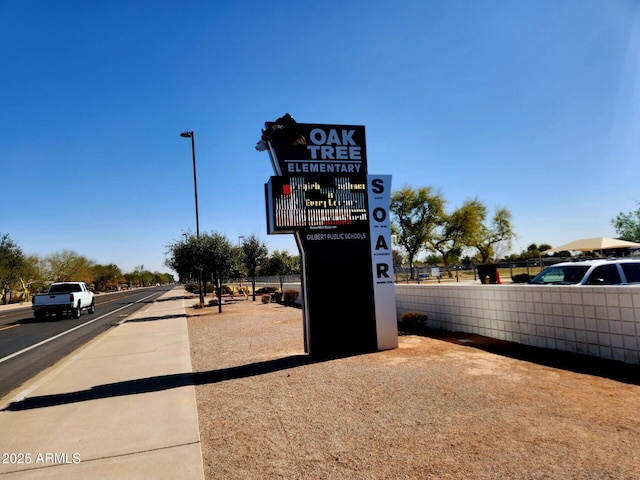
0,292 -> 160,365
0,324 -> 19,332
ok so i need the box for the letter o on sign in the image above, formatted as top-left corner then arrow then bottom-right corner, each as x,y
309,128 -> 326,145
373,207 -> 386,222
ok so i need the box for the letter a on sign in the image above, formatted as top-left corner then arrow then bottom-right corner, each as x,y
375,235 -> 389,250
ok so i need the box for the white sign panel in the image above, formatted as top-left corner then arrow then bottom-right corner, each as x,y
367,175 -> 398,350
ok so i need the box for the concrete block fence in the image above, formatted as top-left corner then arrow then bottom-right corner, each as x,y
281,282 -> 640,364
396,284 -> 640,365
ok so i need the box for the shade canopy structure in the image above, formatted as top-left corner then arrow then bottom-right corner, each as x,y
543,237 -> 640,253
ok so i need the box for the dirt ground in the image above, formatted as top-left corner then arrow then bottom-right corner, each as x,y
186,295 -> 640,480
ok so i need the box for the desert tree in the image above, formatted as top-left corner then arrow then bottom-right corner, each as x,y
18,255 -> 43,300
428,198 -> 486,277
474,207 -> 516,263
390,186 -> 444,279
0,233 -> 26,304
240,234 -> 268,301
611,202 -> 640,242
44,250 -> 95,283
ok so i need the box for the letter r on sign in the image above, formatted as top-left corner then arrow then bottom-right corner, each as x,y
376,263 -> 390,278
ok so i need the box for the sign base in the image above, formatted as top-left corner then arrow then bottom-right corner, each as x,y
296,232 -> 378,356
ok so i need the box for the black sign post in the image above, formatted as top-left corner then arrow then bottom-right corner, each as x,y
257,114 -> 397,356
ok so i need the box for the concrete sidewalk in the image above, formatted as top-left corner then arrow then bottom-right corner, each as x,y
0,302 -> 31,313
0,287 -> 203,479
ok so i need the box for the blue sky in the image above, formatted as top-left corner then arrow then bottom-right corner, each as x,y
1,0 -> 638,274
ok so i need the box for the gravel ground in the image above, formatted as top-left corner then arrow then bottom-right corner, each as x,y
186,295 -> 640,480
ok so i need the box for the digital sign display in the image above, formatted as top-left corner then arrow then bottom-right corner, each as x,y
265,175 -> 369,234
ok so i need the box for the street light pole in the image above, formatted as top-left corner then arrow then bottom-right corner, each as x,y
181,131 -> 204,305
180,131 -> 200,236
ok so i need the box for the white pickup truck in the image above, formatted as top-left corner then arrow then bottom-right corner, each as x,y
32,282 -> 95,319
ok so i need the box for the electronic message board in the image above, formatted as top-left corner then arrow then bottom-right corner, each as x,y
265,175 -> 369,234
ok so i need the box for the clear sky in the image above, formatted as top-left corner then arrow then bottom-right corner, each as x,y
1,0 -> 638,274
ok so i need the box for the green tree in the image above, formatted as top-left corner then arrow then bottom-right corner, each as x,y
200,232 -> 235,312
0,233 -> 26,304
428,198 -> 486,277
538,243 -> 553,254
151,272 -> 173,285
240,235 -> 269,301
506,243 -> 560,262
18,255 -> 43,300
124,267 -> 172,288
424,254 -> 443,265
390,186 -> 444,279
139,267 -> 156,287
92,263 -> 123,291
392,249 -> 404,269
165,236 -> 206,304
45,250 -> 95,283
538,244 -> 573,258
474,207 -> 516,263
166,239 -> 196,280
165,232 -> 236,311
261,250 -> 300,277
124,271 -> 141,287
611,203 -> 640,242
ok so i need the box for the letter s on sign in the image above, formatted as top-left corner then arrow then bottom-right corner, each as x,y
371,178 -> 385,194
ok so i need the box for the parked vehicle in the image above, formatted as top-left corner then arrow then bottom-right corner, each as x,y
528,259 -> 640,286
32,282 -> 95,319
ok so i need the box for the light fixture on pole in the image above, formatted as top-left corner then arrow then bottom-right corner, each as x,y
180,130 -> 204,306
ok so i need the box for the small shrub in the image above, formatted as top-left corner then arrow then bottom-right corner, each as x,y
192,302 -> 203,309
272,290 -> 283,303
261,295 -> 271,304
399,311 -> 428,330
207,298 -> 219,307
185,282 -> 215,294
283,289 -> 299,305
256,286 -> 277,294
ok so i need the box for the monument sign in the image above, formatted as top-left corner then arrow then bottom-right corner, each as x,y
257,114 -> 397,356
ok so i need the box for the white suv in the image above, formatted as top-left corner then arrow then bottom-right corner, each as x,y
529,259 -> 640,285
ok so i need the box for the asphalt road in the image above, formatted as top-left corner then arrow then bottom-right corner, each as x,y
0,286 -> 173,399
